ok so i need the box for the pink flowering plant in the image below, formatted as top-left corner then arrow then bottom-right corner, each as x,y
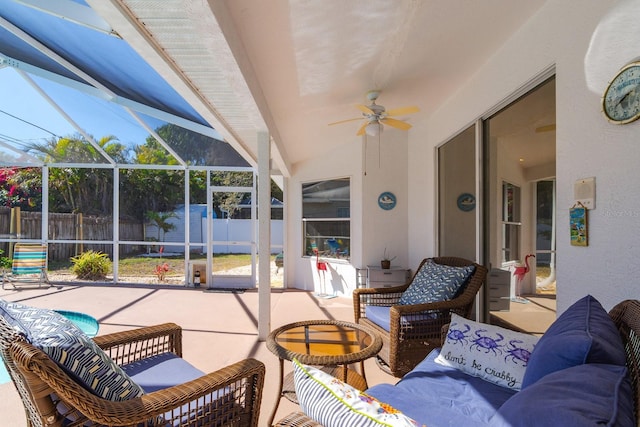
155,262 -> 170,282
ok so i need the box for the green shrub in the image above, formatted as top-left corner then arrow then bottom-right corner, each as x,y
70,251 -> 111,280
0,249 -> 12,270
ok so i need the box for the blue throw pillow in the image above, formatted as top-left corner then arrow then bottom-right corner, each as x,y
521,294 -> 626,388
495,364 -> 634,427
399,260 -> 475,306
0,299 -> 144,401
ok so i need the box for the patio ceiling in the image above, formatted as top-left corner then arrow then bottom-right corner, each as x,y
0,0 -> 551,175
89,0 -> 549,177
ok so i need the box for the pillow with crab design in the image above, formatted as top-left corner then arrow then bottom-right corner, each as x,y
434,313 -> 539,391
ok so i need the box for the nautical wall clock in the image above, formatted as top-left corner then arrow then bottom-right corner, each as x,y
378,192 -> 396,210
457,193 -> 475,212
602,61 -> 640,124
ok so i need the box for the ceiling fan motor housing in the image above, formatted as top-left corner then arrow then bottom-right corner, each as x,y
367,103 -> 386,118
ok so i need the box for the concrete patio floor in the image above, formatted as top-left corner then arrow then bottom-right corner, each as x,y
0,283 -> 398,426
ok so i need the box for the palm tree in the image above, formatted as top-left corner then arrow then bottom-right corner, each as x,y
145,210 -> 178,242
27,134 -> 130,214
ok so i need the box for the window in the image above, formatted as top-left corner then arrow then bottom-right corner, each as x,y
502,181 -> 521,263
302,178 -> 350,260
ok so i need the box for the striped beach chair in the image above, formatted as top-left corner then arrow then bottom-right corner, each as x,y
1,243 -> 50,290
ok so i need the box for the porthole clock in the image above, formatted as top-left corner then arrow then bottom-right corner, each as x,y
378,192 -> 396,210
457,193 -> 475,212
602,61 -> 640,124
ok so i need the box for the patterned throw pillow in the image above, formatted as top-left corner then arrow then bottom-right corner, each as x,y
292,359 -> 419,427
0,299 -> 144,401
435,313 -> 539,391
399,260 -> 475,305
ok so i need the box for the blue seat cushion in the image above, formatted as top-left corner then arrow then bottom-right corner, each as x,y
122,352 -> 205,393
495,364 -> 634,427
364,305 -> 437,332
122,352 -> 234,426
364,306 -> 392,331
521,294 -> 626,388
366,349 -> 515,426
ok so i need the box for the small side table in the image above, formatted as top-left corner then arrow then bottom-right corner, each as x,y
366,266 -> 411,288
266,320 -> 382,426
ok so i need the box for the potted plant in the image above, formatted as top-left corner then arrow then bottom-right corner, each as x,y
381,248 -> 396,269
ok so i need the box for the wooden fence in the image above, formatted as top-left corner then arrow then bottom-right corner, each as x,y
0,208 -> 144,261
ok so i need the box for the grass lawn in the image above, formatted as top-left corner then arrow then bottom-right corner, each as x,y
50,254 -> 272,276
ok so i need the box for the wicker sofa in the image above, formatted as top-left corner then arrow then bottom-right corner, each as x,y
276,296 -> 640,427
0,299 -> 264,427
354,256 -> 487,377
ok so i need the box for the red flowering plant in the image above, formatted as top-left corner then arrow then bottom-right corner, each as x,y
0,167 -> 42,209
155,262 -> 170,282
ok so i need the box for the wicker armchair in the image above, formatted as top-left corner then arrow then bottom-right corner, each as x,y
0,320 -> 265,427
354,256 -> 487,377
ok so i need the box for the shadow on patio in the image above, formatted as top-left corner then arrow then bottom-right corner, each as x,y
0,283 -> 396,425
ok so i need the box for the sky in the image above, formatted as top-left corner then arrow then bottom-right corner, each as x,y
0,67 -> 165,155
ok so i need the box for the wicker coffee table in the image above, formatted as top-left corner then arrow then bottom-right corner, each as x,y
266,319 -> 382,426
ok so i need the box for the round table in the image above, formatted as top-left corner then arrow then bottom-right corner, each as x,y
266,319 -> 382,425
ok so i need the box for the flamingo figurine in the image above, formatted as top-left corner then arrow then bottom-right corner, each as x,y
512,254 -> 535,303
313,248 -> 330,298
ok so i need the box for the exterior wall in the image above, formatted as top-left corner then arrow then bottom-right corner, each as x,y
286,130 -> 409,297
361,129 -> 409,271
411,0 -> 639,313
286,141 -> 363,295
285,1 -> 640,311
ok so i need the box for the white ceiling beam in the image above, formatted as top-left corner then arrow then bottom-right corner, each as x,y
0,15 -> 117,98
87,0 -> 259,169
14,0 -> 121,38
0,54 -> 222,141
0,139 -> 43,166
125,107 -> 187,167
17,69 -> 117,165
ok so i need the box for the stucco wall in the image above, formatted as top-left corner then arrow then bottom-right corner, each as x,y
286,128 -> 409,297
361,129 -> 409,270
286,140 -> 363,295
410,0 -> 639,313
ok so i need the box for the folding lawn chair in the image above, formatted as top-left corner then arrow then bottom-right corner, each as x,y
1,243 -> 50,290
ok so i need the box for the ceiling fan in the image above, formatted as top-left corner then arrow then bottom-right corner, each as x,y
329,90 -> 419,136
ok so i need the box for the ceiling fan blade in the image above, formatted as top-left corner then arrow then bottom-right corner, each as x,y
356,121 -> 368,136
381,117 -> 412,130
328,117 -> 364,126
356,104 -> 375,115
535,124 -> 556,133
385,106 -> 420,116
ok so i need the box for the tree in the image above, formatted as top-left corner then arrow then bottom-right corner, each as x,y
27,134 -> 130,214
145,210 -> 178,242
119,137 -> 184,220
153,124 -> 249,167
7,128 -> 283,222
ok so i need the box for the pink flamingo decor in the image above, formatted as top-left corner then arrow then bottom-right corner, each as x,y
314,248 -> 328,273
313,248 -> 335,298
512,254 -> 535,304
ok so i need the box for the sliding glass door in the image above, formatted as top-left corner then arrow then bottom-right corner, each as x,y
438,125 -> 477,262
437,76 -> 556,322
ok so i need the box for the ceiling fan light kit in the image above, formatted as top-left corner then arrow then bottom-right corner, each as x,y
365,121 -> 383,136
